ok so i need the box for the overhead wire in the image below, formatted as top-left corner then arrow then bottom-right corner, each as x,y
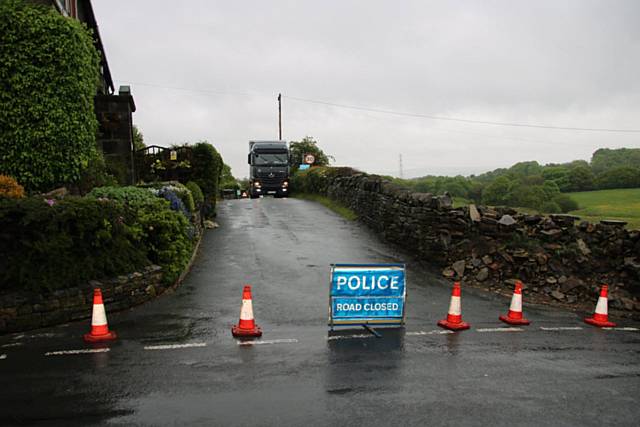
282,95 -> 640,133
118,79 -> 640,133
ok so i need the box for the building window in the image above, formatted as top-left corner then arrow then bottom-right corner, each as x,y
54,0 -> 77,18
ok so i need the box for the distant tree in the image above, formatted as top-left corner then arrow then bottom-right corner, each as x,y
542,180 -> 561,199
508,184 -> 546,208
237,178 -> 249,191
219,163 -> 239,189
552,194 -> 579,213
541,201 -> 562,213
595,167 -> 640,190
132,125 -> 145,151
467,181 -> 484,203
508,161 -> 543,179
591,148 -> 640,175
520,174 -> 545,186
482,176 -> 513,205
289,136 -> 334,173
566,166 -> 595,192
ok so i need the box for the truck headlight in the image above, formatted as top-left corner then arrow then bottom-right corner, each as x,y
254,181 -> 261,188
282,181 -> 289,188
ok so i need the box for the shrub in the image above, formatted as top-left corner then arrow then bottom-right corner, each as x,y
541,201 -> 562,214
291,166 -> 357,195
0,191 -> 195,291
136,182 -> 195,215
132,205 -> 192,284
186,181 -> 204,208
0,175 -> 25,199
88,186 -> 158,207
552,194 -> 579,213
0,0 -> 101,192
89,185 -> 194,283
75,157 -> 118,195
0,197 -> 147,291
157,187 -> 190,219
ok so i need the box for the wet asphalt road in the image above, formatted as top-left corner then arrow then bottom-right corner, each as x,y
1,197 -> 640,426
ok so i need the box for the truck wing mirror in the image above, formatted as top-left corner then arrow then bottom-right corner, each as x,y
247,153 -> 251,164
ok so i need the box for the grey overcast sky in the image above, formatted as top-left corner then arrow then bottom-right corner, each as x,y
92,0 -> 639,179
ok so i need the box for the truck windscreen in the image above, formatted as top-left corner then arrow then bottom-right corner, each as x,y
254,152 -> 288,165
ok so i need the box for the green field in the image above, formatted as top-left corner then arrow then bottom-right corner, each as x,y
567,188 -> 640,230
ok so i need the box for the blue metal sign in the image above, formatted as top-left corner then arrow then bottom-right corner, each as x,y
299,164 -> 310,171
329,264 -> 406,327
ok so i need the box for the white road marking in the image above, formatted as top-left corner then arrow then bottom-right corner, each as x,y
406,330 -> 455,336
237,338 -> 298,346
26,333 -> 62,339
540,327 -> 584,331
602,327 -> 640,331
476,327 -> 524,333
0,354 -> 6,360
327,334 -> 375,341
1,342 -> 23,348
45,348 -> 110,356
143,342 -> 208,350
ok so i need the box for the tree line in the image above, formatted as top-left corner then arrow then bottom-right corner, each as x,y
391,148 -> 640,213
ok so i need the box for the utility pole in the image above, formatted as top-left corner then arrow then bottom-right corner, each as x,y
399,153 -> 404,178
278,93 -> 282,140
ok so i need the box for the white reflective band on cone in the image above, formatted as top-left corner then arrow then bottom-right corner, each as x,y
448,296 -> 461,315
595,296 -> 608,315
510,294 -> 522,312
91,304 -> 108,326
240,299 -> 254,320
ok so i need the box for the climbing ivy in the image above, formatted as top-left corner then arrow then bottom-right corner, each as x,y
0,0 -> 101,192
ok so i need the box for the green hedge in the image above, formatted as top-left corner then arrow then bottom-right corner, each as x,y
190,142 -> 223,218
0,194 -> 193,292
291,166 -> 358,194
0,0 -> 101,192
186,181 -> 204,208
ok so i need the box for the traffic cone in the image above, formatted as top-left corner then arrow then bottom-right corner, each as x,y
499,280 -> 530,325
83,288 -> 117,343
584,284 -> 617,327
232,285 -> 262,337
438,282 -> 470,331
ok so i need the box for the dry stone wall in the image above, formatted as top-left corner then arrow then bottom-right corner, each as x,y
0,265 -> 164,333
310,169 -> 640,316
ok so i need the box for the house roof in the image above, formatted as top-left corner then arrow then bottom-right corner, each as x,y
79,0 -> 115,94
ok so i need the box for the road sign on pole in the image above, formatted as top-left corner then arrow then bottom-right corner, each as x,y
303,154 -> 315,165
329,264 -> 406,329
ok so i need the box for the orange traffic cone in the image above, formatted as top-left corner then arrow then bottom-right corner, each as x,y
232,285 -> 262,337
584,284 -> 616,327
499,280 -> 530,325
438,282 -> 470,331
83,288 -> 117,342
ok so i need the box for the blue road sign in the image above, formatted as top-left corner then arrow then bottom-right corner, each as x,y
299,164 -> 310,171
329,264 -> 406,326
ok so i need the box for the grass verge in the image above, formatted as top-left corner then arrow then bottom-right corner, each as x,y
567,188 -> 640,230
292,193 -> 358,221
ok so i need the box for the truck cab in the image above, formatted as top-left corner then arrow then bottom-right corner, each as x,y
248,140 -> 290,198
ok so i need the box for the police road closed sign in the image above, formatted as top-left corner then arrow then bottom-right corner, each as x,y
329,264 -> 406,326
